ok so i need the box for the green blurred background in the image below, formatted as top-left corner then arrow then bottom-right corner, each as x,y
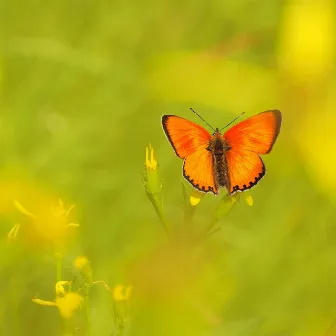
3,0 -> 336,335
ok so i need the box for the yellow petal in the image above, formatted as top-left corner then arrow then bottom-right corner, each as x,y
245,195 -> 254,206
32,298 -> 56,307
66,204 -> 75,217
67,222 -> 79,227
189,189 -> 205,206
14,200 -> 36,219
8,223 -> 20,241
55,281 -> 71,296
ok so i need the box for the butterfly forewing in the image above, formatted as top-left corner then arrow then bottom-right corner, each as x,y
162,115 -> 211,158
223,110 -> 282,154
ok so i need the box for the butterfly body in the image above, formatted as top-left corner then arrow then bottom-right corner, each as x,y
206,130 -> 230,191
162,110 -> 282,195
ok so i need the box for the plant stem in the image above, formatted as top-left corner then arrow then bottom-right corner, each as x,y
149,194 -> 170,236
84,283 -> 92,336
55,252 -> 63,283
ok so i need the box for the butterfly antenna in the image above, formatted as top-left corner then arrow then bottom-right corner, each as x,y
220,112 -> 246,131
189,108 -> 215,132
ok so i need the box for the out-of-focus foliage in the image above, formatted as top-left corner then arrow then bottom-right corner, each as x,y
3,0 -> 336,335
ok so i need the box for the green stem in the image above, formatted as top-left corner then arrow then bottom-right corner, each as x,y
84,284 -> 92,336
182,182 -> 196,226
55,252 -> 63,283
202,197 -> 238,237
149,194 -> 170,236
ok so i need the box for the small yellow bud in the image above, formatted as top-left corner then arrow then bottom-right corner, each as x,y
55,281 -> 71,297
112,285 -> 133,301
145,144 -> 158,171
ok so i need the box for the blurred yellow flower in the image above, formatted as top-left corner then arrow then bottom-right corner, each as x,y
145,144 -> 157,171
55,292 -> 83,319
279,0 -> 335,83
13,198 -> 79,245
33,281 -> 83,319
74,256 -> 89,270
112,285 -> 133,301
74,256 -> 92,283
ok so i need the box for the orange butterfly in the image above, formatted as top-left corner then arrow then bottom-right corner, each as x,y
161,109 -> 282,195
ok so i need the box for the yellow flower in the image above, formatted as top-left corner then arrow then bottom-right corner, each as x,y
33,282 -> 83,319
55,292 -> 83,319
112,285 -> 133,302
145,144 -> 158,170
13,198 -> 79,245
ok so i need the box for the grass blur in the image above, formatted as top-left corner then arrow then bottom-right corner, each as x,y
3,0 -> 336,335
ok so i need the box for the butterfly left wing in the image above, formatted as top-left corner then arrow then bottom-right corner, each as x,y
161,115 -> 212,158
223,110 -> 282,194
162,115 -> 218,193
183,149 -> 218,194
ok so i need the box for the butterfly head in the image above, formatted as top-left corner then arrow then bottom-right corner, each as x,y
212,127 -> 221,136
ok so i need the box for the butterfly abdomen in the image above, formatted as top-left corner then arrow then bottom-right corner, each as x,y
209,133 -> 230,189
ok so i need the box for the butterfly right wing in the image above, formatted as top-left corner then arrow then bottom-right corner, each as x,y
162,115 -> 217,193
223,110 -> 281,194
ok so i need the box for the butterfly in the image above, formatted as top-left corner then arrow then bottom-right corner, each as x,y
161,109 -> 282,195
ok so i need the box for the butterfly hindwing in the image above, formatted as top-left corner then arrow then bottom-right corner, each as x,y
183,149 -> 218,194
162,115 -> 211,158
225,148 -> 265,194
223,110 -> 281,195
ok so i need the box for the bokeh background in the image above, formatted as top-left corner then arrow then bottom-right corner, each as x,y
3,0 -> 336,335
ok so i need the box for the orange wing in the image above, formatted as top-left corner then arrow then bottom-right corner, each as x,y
225,148 -> 265,194
223,110 -> 282,194
162,115 -> 217,193
183,149 -> 218,194
162,115 -> 211,158
223,110 -> 282,154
